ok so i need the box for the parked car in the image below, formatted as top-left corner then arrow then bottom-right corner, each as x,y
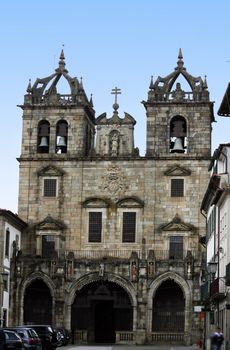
54,328 -> 70,346
4,330 -> 24,350
25,325 -> 57,350
5,327 -> 42,350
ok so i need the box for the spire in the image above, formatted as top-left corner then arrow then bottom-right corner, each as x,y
59,49 -> 66,70
90,94 -> 94,107
203,75 -> 208,89
79,77 -> 84,90
177,48 -> 184,69
149,75 -> 154,90
26,79 -> 32,93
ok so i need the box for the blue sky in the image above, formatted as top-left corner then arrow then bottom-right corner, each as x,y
1,0 -> 230,213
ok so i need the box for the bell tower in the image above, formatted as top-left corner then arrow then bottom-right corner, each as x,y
143,49 -> 214,158
20,50 -> 95,160
18,50 -> 95,222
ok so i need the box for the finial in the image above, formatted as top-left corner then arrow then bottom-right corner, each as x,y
79,76 -> 84,90
59,46 -> 66,69
90,93 -> 94,107
178,48 -> 183,60
149,75 -> 154,90
177,48 -> 184,68
26,79 -> 32,93
203,75 -> 208,89
111,86 -> 121,111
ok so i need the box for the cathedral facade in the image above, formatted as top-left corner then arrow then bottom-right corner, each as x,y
10,50 -> 214,345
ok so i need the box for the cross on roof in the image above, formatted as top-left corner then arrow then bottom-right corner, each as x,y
111,86 -> 121,104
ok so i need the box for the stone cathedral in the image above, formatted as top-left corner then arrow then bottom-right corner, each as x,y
10,49 -> 214,345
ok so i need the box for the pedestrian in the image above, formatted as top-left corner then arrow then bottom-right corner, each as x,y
211,326 -> 224,350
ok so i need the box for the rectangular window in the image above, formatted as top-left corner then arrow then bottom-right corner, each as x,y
43,179 -> 57,197
122,212 -> 136,243
171,179 -> 184,197
5,229 -> 10,258
3,273 -> 8,292
88,212 -> 102,242
42,235 -> 55,258
169,236 -> 183,259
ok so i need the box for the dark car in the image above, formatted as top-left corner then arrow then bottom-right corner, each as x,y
4,330 -> 24,350
25,325 -> 57,350
54,328 -> 70,346
5,327 -> 42,350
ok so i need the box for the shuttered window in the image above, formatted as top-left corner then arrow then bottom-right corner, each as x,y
122,212 -> 136,243
88,212 -> 102,242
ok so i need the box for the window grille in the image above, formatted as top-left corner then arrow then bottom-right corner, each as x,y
88,212 -> 102,242
43,179 -> 57,197
122,212 -> 136,243
171,179 -> 184,197
42,235 -> 55,258
169,236 -> 183,259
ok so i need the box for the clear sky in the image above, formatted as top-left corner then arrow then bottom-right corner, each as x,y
1,0 -> 230,213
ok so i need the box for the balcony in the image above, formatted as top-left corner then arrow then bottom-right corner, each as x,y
210,277 -> 226,300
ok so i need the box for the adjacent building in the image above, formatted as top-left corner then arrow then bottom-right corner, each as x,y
0,209 -> 26,326
201,83 -> 230,350
9,49 -> 214,345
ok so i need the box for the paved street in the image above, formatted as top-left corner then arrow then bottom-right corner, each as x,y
61,345 -> 200,350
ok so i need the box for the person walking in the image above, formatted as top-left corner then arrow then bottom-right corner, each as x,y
211,326 -> 224,350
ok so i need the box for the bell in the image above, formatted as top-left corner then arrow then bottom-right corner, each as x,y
171,137 -> 185,153
39,136 -> 48,147
57,136 -> 66,147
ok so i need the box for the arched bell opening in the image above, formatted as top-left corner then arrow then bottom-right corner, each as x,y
37,120 -> 50,153
71,280 -> 133,344
24,279 -> 53,324
152,280 -> 185,333
170,115 -> 187,154
56,120 -> 68,153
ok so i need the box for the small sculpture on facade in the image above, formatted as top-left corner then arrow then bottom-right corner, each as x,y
110,132 -> 119,157
99,263 -> 105,277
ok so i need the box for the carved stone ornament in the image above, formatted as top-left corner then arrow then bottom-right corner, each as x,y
101,164 -> 128,199
164,164 -> 191,176
158,214 -> 196,233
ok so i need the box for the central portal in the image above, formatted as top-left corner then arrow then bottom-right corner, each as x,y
71,280 -> 133,344
94,300 -> 114,343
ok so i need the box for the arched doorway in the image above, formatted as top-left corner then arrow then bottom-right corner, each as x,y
152,280 -> 185,333
24,279 -> 52,324
71,280 -> 133,344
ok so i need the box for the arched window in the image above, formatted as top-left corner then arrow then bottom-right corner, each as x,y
37,120 -> 50,153
56,120 -> 68,153
170,116 -> 187,153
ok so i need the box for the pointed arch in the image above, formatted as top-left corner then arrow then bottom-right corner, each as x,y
18,272 -> 56,325
147,271 -> 192,342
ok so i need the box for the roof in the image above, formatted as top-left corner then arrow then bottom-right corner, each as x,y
218,83 -> 230,116
0,209 -> 27,230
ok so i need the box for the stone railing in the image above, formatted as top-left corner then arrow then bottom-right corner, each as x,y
116,331 -> 135,344
151,332 -> 184,343
66,249 -> 141,260
74,330 -> 87,343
